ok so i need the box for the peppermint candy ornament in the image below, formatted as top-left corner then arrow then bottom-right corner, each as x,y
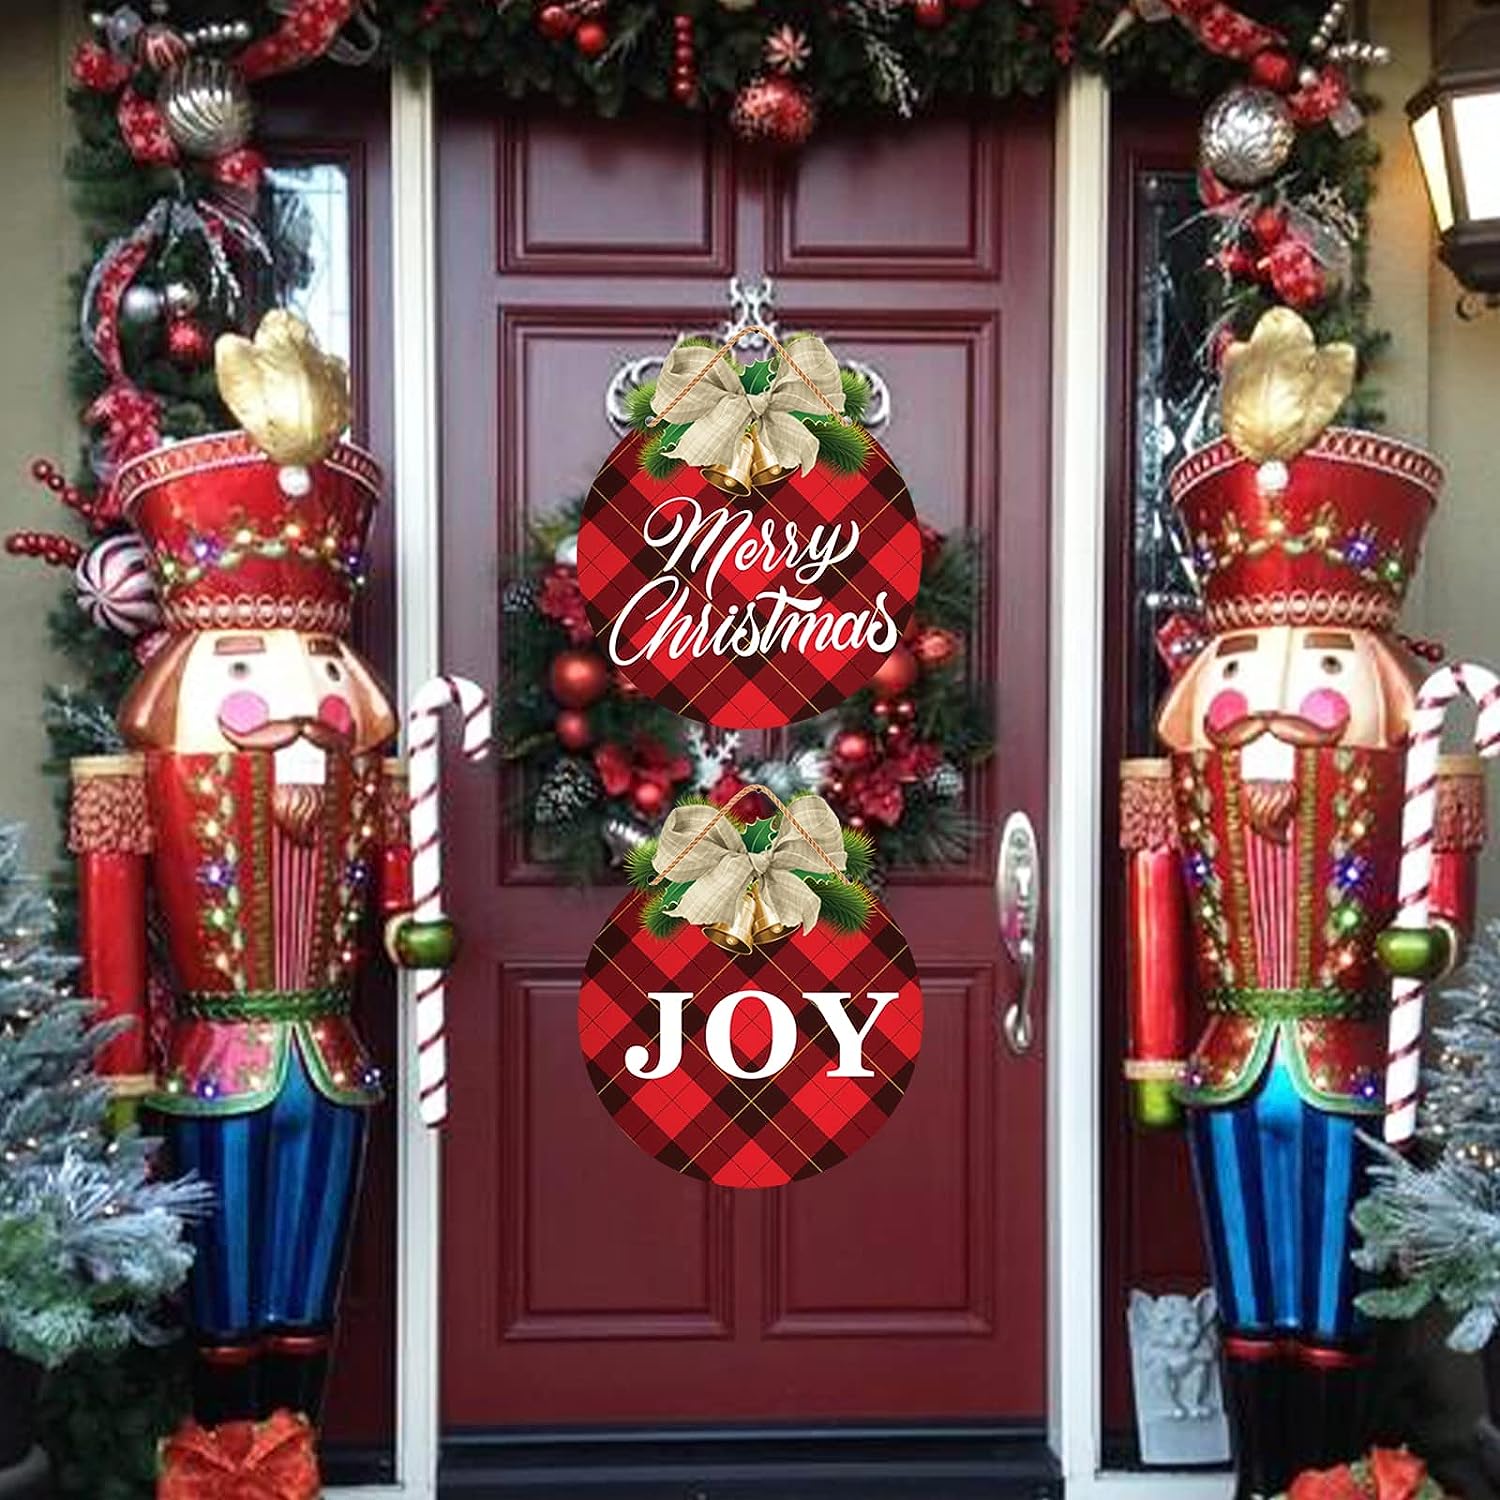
75,533 -> 160,637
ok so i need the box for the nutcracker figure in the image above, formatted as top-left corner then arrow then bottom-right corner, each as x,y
65,313 -> 447,1491
1121,311 -> 1487,1499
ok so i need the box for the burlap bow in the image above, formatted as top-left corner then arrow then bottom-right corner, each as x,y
652,795 -> 846,939
650,336 -> 845,479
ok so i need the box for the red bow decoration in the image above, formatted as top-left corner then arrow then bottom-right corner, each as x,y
157,1412 -> 320,1500
238,0 -> 364,82
1156,0 -> 1284,62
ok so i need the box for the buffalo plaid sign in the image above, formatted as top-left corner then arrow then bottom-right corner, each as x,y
579,892 -> 923,1188
577,430 -> 922,729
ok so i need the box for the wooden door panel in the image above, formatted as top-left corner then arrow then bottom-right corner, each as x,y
768,119 -> 1002,277
499,113 -> 735,274
439,99 -> 1052,1432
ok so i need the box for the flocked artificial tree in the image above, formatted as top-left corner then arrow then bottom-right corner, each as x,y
0,821 -> 205,1481
1354,924 -> 1500,1354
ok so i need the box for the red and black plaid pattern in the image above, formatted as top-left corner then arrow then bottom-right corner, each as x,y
579,893 -> 922,1188
577,431 -> 921,729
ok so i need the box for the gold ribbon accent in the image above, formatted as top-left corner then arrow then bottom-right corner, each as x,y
649,330 -> 846,492
651,788 -> 848,953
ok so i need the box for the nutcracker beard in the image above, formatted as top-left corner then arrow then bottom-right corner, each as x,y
1204,706 -> 1347,843
219,715 -> 352,846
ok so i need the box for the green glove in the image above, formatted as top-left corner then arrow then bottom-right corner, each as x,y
386,915 -> 460,971
106,1095 -> 141,1136
1376,924 -> 1453,982
1131,1079 -> 1183,1131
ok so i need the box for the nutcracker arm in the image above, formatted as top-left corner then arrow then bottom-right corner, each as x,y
1431,754 -> 1486,969
70,755 -> 153,1096
377,757 -> 459,972
1120,758 -> 1189,1129
1377,755 -> 1486,983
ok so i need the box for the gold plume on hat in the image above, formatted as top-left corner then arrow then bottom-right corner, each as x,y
215,309 -> 350,467
1220,308 -> 1356,466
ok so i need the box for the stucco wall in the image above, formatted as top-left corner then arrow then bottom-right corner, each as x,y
0,1 -> 83,858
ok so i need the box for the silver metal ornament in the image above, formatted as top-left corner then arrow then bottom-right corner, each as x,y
162,280 -> 200,318
553,532 -> 579,568
602,816 -> 651,865
1199,86 -> 1296,189
119,283 -> 164,328
160,57 -> 254,158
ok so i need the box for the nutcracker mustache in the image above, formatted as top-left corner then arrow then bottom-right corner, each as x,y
1202,707 -> 1349,750
218,714 -> 353,754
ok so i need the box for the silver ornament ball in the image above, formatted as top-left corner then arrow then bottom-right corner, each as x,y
160,57 -> 255,158
554,532 -> 579,568
120,282 -> 164,328
1199,86 -> 1296,189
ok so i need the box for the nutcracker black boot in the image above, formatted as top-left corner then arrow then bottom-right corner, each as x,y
192,1340 -> 261,1425
1223,1336 -> 1290,1500
1288,1342 -> 1373,1477
259,1330 -> 332,1425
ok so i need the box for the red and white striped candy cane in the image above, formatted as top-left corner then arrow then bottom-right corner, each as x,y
1385,662 -> 1500,1144
407,675 -> 491,1126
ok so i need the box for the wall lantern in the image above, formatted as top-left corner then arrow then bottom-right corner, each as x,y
1409,1 -> 1500,313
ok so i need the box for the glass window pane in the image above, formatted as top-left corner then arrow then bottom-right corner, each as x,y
1127,169 -> 1215,753
266,163 -> 354,369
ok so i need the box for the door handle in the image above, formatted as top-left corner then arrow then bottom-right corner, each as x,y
995,811 -> 1041,1056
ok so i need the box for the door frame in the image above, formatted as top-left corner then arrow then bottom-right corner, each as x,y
334,63 -> 1233,1500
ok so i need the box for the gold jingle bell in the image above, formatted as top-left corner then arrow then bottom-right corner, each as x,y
702,433 -> 757,498
704,888 -> 758,954
750,887 -> 793,947
748,427 -> 794,490
702,885 -> 795,954
701,426 -> 795,497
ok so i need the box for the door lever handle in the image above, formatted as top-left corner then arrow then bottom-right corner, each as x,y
995,811 -> 1041,1056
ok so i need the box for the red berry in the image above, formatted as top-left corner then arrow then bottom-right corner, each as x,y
30,459 -> 54,483
674,40 -> 694,62
674,13 -> 692,31
913,0 -> 947,27
673,80 -> 696,103
536,4 -> 575,40
1252,206 -> 1287,248
1249,49 -> 1297,93
574,19 -> 607,56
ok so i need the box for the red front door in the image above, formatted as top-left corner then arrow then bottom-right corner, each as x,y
436,101 -> 1053,1430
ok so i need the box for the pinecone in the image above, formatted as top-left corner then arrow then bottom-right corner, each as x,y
503,577 -> 541,615
534,756 -> 600,827
927,761 -> 963,801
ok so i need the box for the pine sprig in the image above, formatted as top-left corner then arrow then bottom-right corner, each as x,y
809,419 -> 871,475
810,877 -> 874,934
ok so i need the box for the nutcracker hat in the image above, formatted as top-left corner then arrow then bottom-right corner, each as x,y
114,311 -> 381,636
1168,310 -> 1442,636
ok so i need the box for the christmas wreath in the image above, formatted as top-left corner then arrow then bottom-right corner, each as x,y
498,493 -> 989,881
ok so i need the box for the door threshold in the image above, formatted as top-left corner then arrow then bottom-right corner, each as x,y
438,1422 -> 1062,1499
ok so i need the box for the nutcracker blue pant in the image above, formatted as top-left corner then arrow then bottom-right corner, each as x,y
169,1056 -> 368,1342
1188,1058 -> 1371,1344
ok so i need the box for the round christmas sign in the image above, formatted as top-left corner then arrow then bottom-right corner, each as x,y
577,334 -> 922,729
578,792 -> 923,1187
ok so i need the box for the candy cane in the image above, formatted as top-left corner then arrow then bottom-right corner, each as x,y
1385,662 -> 1500,1144
407,675 -> 491,1126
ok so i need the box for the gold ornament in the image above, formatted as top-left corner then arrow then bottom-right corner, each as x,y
1220,308 -> 1356,466
215,310 -> 351,467
702,432 -> 757,497
750,887 -> 794,947
705,889 -> 759,955
748,427 -> 794,488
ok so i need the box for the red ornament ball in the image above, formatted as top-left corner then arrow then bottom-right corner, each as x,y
574,19 -> 608,56
913,0 -> 948,26
869,644 -> 919,698
631,779 -> 665,816
165,317 -> 211,368
1249,49 -> 1297,94
833,730 -> 874,768
730,76 -> 816,149
550,648 -> 610,708
555,708 -> 594,751
536,3 -> 575,40
912,627 -> 960,668
1251,206 -> 1288,248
